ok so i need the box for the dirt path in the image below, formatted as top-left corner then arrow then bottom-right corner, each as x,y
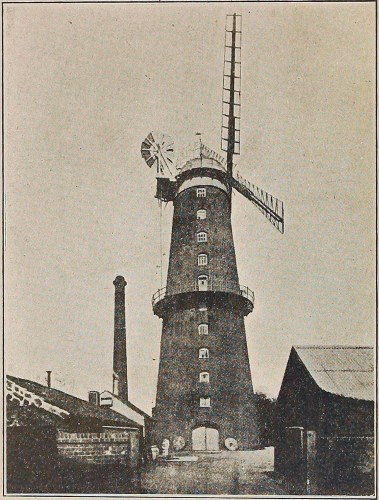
140,448 -> 288,495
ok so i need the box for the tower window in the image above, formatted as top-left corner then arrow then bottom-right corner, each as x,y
197,275 -> 208,291
197,232 -> 207,243
197,209 -> 207,220
199,372 -> 210,383
199,348 -> 209,359
200,397 -> 211,407
198,254 -> 208,266
198,324 -> 208,335
197,188 -> 206,198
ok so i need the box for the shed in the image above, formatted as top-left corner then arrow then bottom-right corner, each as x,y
275,346 -> 374,495
6,375 -> 142,494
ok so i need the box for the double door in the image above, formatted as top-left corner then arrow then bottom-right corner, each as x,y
192,426 -> 219,451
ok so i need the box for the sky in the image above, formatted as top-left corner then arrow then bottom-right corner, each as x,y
4,2 -> 375,414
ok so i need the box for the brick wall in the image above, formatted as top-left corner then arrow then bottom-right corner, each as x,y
166,185 -> 240,296
57,430 -> 139,466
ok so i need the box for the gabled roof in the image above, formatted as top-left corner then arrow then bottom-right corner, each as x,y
7,376 -> 142,429
124,399 -> 151,418
100,391 -> 151,418
293,346 -> 374,402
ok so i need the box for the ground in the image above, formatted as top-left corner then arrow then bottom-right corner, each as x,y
140,447 -> 289,495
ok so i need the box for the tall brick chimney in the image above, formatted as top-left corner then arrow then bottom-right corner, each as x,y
113,275 -> 128,403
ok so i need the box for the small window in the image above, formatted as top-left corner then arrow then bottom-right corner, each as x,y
198,275 -> 208,291
198,324 -> 208,335
197,209 -> 207,220
199,348 -> 209,359
197,232 -> 207,243
200,397 -> 211,407
199,372 -> 210,383
198,254 -> 208,266
197,188 -> 206,198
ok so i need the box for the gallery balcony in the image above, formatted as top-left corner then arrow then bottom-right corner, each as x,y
152,281 -> 254,318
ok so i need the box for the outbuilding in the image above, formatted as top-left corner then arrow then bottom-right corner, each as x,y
275,345 -> 374,495
6,375 -> 143,494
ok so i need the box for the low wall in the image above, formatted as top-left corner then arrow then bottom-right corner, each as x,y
57,430 -> 139,467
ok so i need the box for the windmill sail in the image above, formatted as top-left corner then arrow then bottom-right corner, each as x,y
221,14 -> 242,177
232,172 -> 284,233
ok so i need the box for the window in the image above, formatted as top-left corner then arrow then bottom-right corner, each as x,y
200,397 -> 211,407
199,348 -> 209,359
197,232 -> 207,243
197,209 -> 207,220
199,372 -> 210,383
198,254 -> 208,266
198,275 -> 208,291
198,324 -> 208,335
197,188 -> 206,198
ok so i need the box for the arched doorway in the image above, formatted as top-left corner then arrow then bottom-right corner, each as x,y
192,426 -> 219,451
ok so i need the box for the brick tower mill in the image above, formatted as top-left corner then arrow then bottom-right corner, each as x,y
140,15 -> 285,452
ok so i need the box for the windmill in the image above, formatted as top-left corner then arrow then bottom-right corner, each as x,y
140,14 -> 284,452
141,14 -> 284,234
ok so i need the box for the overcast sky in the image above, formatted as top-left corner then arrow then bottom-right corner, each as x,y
4,2 -> 375,413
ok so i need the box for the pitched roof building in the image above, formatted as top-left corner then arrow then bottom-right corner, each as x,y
274,345 -> 374,495
6,375 -> 142,494
7,375 -> 142,430
290,345 -> 374,401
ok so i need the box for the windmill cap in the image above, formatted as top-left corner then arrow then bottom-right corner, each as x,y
176,142 -> 227,175
179,157 -> 226,175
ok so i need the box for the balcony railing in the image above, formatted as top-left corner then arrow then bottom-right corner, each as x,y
239,285 -> 255,304
152,281 -> 254,308
152,287 -> 168,306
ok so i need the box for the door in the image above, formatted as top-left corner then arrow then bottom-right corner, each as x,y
206,428 -> 219,451
192,427 -> 219,451
198,276 -> 208,291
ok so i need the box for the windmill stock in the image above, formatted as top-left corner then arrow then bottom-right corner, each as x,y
140,14 -> 285,451
141,14 -> 284,234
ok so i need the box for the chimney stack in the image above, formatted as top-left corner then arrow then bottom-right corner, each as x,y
46,370 -> 52,388
113,276 -> 128,402
88,391 -> 100,406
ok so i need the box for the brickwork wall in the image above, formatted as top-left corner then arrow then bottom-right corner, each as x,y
166,184 -> 240,295
154,174 -> 257,450
153,301 -> 257,450
57,430 -> 139,466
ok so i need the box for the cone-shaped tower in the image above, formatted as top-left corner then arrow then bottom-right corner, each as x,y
113,275 -> 128,403
152,153 -> 257,451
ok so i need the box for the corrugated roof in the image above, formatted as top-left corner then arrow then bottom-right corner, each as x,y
7,376 -> 141,428
294,346 -> 374,401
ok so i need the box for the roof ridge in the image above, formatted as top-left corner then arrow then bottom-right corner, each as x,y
294,345 -> 373,350
7,375 -> 89,403
312,369 -> 373,372
7,375 -> 142,427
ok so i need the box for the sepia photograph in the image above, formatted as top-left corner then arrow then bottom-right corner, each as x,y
3,1 -> 376,496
